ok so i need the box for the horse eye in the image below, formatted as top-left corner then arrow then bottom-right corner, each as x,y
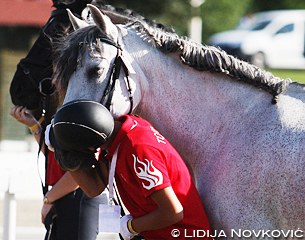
87,66 -> 104,79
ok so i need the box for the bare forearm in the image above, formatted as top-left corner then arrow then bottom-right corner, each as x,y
10,106 -> 46,152
132,187 -> 183,233
132,206 -> 183,233
69,160 -> 108,198
45,172 -> 79,202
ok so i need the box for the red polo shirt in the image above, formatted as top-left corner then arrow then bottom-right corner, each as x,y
46,151 -> 65,186
106,115 -> 211,239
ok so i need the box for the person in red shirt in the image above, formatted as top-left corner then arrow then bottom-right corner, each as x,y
49,100 -> 211,240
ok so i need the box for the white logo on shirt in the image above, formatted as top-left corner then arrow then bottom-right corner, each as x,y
150,126 -> 166,144
132,154 -> 163,190
130,120 -> 138,130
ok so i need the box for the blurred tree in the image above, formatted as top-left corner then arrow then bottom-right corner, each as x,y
247,0 -> 305,12
105,0 -> 190,35
201,0 -> 252,42
106,0 -> 168,17
104,0 -> 305,43
105,0 -> 253,42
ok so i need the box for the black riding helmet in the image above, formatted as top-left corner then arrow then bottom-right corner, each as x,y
51,100 -> 114,152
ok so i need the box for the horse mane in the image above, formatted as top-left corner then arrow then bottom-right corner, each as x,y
54,6 -> 292,103
129,21 -> 292,103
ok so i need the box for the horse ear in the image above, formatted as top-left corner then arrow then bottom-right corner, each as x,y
87,4 -> 118,39
66,9 -> 89,30
101,9 -> 130,25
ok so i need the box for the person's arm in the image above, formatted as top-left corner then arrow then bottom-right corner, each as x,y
69,159 -> 109,198
44,171 -> 79,203
41,171 -> 79,223
131,187 -> 183,233
10,105 -> 45,152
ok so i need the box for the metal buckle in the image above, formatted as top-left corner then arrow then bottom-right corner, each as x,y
39,78 -> 56,96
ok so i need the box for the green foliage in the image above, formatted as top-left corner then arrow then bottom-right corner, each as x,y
108,0 -> 167,17
201,0 -> 251,42
106,0 -> 305,42
268,69 -> 305,84
107,0 -> 253,41
156,0 -> 190,35
247,0 -> 305,12
108,0 -> 190,35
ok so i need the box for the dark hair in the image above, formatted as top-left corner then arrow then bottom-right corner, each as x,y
55,148 -> 97,171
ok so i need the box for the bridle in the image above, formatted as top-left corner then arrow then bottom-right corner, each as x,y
97,35 -> 134,114
18,9 -> 67,111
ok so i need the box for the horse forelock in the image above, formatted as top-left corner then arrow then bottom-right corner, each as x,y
129,21 -> 292,102
52,26 -> 108,94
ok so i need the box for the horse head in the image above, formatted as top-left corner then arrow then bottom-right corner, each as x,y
54,4 -> 142,118
9,4 -> 74,120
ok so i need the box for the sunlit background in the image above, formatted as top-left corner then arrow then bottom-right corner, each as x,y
1,0 -> 305,239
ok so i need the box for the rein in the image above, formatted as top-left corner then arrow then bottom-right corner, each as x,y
98,36 -> 133,114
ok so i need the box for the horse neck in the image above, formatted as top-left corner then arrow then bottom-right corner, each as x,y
122,32 -> 272,151
123,32 -> 267,116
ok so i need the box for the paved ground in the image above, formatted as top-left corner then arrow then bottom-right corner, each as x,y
0,199 -> 45,239
0,141 -> 119,240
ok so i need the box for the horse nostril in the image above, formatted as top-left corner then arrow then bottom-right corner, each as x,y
87,66 -> 102,79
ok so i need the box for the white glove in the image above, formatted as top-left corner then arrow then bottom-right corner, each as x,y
44,120 -> 54,152
120,214 -> 137,240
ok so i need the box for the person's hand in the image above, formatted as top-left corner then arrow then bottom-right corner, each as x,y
120,214 -> 137,240
10,105 -> 38,128
41,202 -> 55,224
